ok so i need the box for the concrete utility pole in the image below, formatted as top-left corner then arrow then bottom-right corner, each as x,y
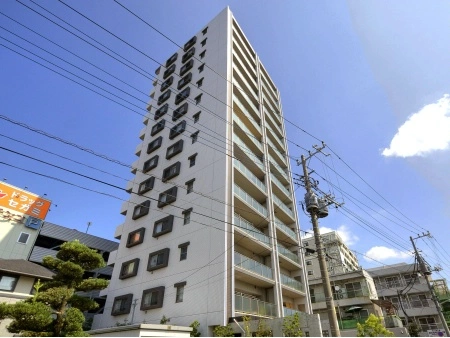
410,233 -> 450,337
298,144 -> 341,337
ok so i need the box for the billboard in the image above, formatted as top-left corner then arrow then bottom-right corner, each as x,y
0,182 -> 51,220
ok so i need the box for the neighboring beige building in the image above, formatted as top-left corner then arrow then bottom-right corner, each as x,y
92,7 -> 311,336
0,259 -> 54,336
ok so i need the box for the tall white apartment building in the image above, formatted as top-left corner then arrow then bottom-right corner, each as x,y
93,7 -> 310,334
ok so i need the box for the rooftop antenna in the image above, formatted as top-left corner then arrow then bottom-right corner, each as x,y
86,221 -> 92,234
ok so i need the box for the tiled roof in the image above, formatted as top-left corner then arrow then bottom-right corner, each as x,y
0,259 -> 54,279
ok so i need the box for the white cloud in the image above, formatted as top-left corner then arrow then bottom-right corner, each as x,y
382,94 -> 450,157
364,246 -> 412,262
303,225 -> 359,246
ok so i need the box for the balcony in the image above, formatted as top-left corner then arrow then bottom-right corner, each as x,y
114,223 -> 124,240
234,183 -> 268,225
233,98 -> 262,138
269,155 -> 289,184
125,180 -> 134,193
267,138 -> 287,169
120,201 -> 128,215
263,97 -> 281,125
232,38 -> 257,78
234,159 -> 266,199
130,159 -> 139,174
264,108 -> 283,139
273,194 -> 296,223
233,61 -> 258,102
234,252 -> 274,287
234,214 -> 271,255
281,273 -> 305,296
135,142 -> 143,157
311,286 -> 374,310
233,87 -> 260,123
233,114 -> 263,154
275,218 -> 297,245
277,244 -> 301,269
271,173 -> 291,200
375,279 -> 429,297
266,127 -> 285,154
234,134 -> 265,175
235,293 -> 277,318
139,126 -> 146,140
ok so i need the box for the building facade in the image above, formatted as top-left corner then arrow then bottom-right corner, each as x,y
92,7 -> 310,335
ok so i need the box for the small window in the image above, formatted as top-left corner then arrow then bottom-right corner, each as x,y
111,294 -> 133,316
132,200 -> 150,220
202,27 -> 208,35
147,136 -> 163,154
198,63 -> 205,73
138,176 -> 155,195
141,286 -> 165,310
160,76 -> 173,92
308,271 -> 314,276
143,155 -> 159,172
175,87 -> 191,105
180,59 -> 194,76
151,119 -> 165,136
0,274 -> 19,291
196,78 -> 203,88
153,215 -> 174,238
154,104 -> 168,120
179,242 -> 190,261
119,258 -> 139,279
17,232 -> 30,244
200,38 -> 207,47
182,47 -> 195,63
172,102 -> 189,121
166,52 -> 178,67
188,153 -> 197,167
163,64 -> 176,79
306,261 -> 312,266
162,161 -> 181,182
158,187 -> 178,208
193,111 -> 201,123
166,139 -> 184,159
194,94 -> 202,105
199,51 -> 206,59
126,228 -> 145,247
157,90 -> 171,105
169,120 -> 186,139
185,179 -> 195,194
184,35 -> 197,51
175,282 -> 186,303
191,131 -> 199,144
305,242 -> 309,247
182,208 -> 192,225
177,73 -> 192,90
147,248 -> 170,271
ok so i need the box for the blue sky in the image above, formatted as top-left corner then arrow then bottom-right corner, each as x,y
0,1 -> 449,280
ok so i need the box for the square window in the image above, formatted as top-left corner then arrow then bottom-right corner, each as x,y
185,179 -> 195,194
160,76 -> 173,92
17,232 -> 29,244
141,286 -> 165,310
147,248 -> 170,271
153,215 -> 174,238
111,294 -> 133,316
199,51 -> 206,59
154,104 -> 168,120
308,271 -> 314,276
119,258 -> 140,279
188,153 -> 197,167
163,64 -> 176,79
180,59 -> 194,76
126,228 -> 145,247
175,87 -> 191,105
193,112 -> 200,123
158,187 -> 178,208
182,208 -> 192,225
132,200 -> 150,220
147,136 -> 163,154
172,102 -> 189,121
191,131 -> 199,144
200,38 -> 207,47
0,274 -> 19,292
198,63 -> 205,73
138,176 -> 155,195
151,119 -> 165,136
166,139 -> 184,159
169,121 -> 186,140
143,155 -> 159,172
166,52 -> 178,67
194,94 -> 202,105
202,27 -> 208,35
306,261 -> 312,266
182,47 -> 195,63
162,161 -> 181,182
196,78 -> 203,88
184,35 -> 197,51
177,73 -> 192,90
179,242 -> 190,261
175,282 -> 186,303
157,90 -> 171,105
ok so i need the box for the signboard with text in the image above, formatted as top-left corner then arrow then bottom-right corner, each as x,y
428,329 -> 446,337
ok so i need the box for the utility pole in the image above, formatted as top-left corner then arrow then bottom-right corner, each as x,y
410,233 -> 450,337
298,143 -> 341,337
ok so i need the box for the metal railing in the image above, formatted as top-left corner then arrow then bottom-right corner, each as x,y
234,214 -> 270,246
271,173 -> 290,197
233,114 -> 262,151
274,217 -> 296,239
235,293 -> 277,317
277,244 -> 300,264
311,286 -> 370,303
280,273 -> 305,292
234,184 -> 267,216
233,95 -> 262,132
234,252 -> 273,280
273,194 -> 295,218
234,134 -> 265,172
234,159 -> 266,192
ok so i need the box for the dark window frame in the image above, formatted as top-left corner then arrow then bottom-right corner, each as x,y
182,208 -> 193,225
166,52 -> 178,67
138,176 -> 155,195
178,242 -> 190,261
154,104 -> 168,121
200,38 -> 207,47
17,232 -> 30,244
196,78 -> 204,88
198,63 -> 205,73
175,87 -> 191,105
202,27 -> 208,35
157,90 -> 171,105
177,73 -> 192,90
143,155 -> 159,173
163,63 -> 176,79
141,286 -> 165,310
182,47 -> 195,63
160,76 -> 173,92
126,227 -> 145,247
119,258 -> 140,279
158,186 -> 178,208
166,139 -> 184,160
151,119 -> 165,136
162,161 -> 181,182
0,273 -> 19,292
199,50 -> 206,59
191,131 -> 199,144
147,248 -> 170,272
111,294 -> 133,316
193,111 -> 201,123
194,94 -> 202,105
185,178 -> 195,194
169,120 -> 187,140
188,153 -> 197,167
180,59 -> 194,76
153,215 -> 174,238
132,200 -> 150,220
184,35 -> 197,51
172,102 -> 189,122
147,136 -> 163,154
174,281 -> 186,303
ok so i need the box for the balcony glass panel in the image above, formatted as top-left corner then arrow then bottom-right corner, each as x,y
235,294 -> 277,317
234,115 -> 262,152
271,173 -> 290,197
275,217 -> 296,239
267,138 -> 287,166
280,273 -> 305,292
234,159 -> 265,192
277,244 -> 300,264
234,184 -> 267,216
273,194 -> 295,218
234,134 -> 265,172
234,252 -> 272,279
234,214 -> 270,246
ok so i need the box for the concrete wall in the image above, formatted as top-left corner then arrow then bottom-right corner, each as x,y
89,323 -> 192,337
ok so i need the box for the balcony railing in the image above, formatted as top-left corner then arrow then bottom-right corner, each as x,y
235,294 -> 277,317
280,273 -> 305,292
234,252 -> 273,280
275,218 -> 296,239
267,138 -> 287,165
233,114 -> 263,151
234,184 -> 268,217
269,154 -> 288,180
271,173 -> 290,197
233,94 -> 261,132
311,286 -> 370,303
234,214 -> 270,246
234,134 -> 265,172
273,194 -> 295,219
234,159 -> 266,192
277,244 -> 300,264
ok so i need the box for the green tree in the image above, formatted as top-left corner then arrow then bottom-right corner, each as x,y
282,312 -> 303,337
407,322 -> 421,337
356,314 -> 394,337
213,324 -> 235,337
2,240 -> 108,337
189,320 -> 201,337
242,315 -> 252,337
255,319 -> 272,337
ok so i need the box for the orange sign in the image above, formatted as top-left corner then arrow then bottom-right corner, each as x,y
0,182 -> 51,220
